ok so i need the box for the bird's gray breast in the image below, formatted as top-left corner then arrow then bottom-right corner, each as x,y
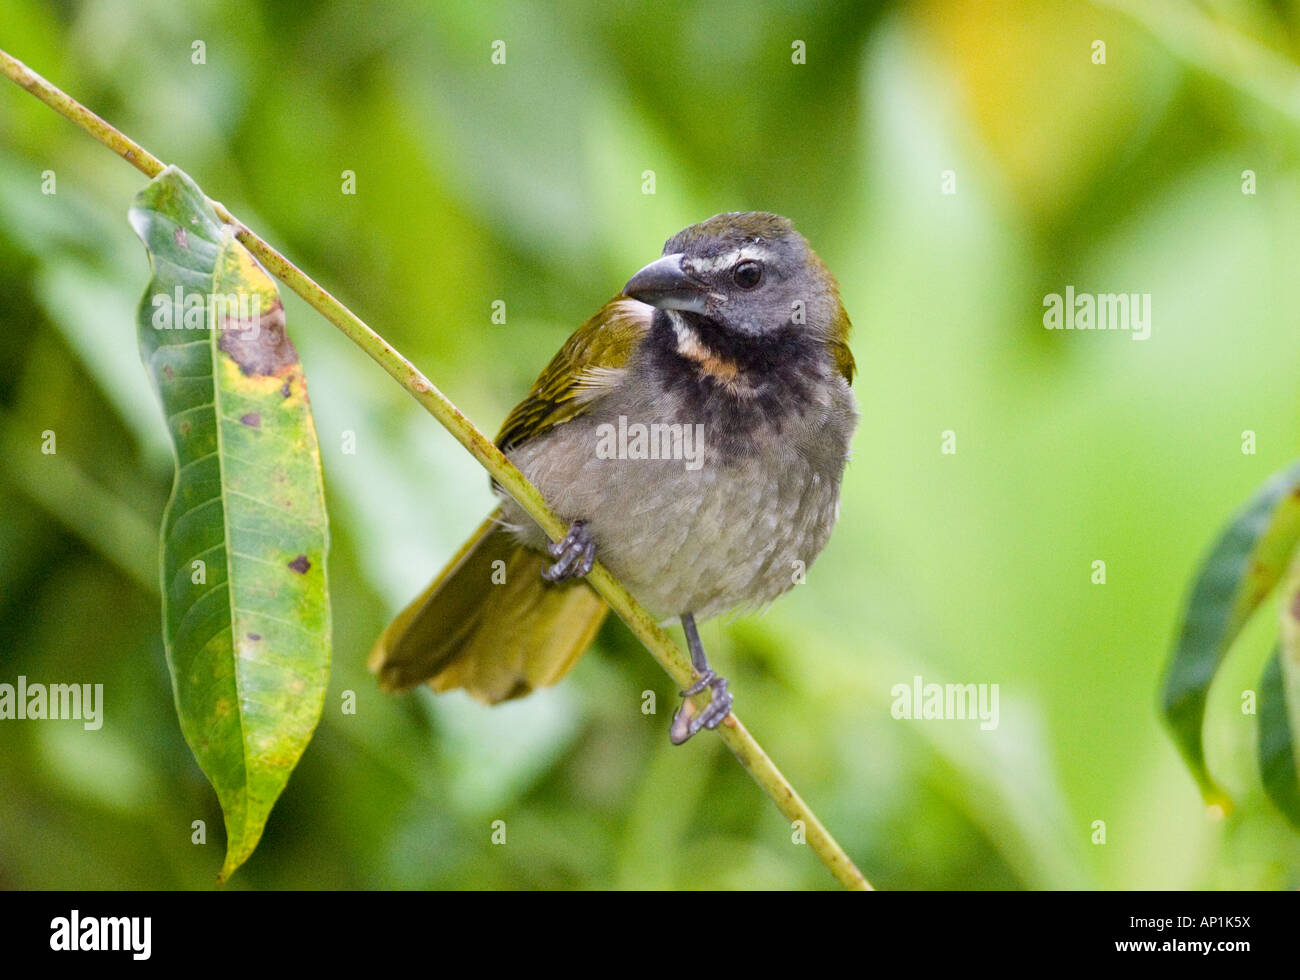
500,365 -> 857,624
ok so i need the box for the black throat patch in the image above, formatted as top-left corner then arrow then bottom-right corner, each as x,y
645,310 -> 824,458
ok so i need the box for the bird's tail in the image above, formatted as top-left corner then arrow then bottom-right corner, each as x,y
368,509 -> 609,703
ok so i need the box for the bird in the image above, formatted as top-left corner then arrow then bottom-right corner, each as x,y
369,211 -> 858,743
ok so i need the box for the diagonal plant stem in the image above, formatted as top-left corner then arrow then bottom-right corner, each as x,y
0,47 -> 871,891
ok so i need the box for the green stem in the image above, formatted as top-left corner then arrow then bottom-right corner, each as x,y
0,47 -> 871,891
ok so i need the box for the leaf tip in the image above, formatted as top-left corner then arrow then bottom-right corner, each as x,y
216,852 -> 243,886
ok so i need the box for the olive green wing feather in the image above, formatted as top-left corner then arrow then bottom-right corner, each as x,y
368,508 -> 608,702
830,329 -> 856,385
495,298 -> 652,452
824,269 -> 856,385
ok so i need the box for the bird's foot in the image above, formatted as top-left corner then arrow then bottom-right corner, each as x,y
541,519 -> 596,583
669,670 -> 733,745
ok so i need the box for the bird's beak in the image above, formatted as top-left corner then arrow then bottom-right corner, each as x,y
621,253 -> 709,314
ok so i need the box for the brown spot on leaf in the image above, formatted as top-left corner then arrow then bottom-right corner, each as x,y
162,364 -> 174,380
240,412 -> 261,428
288,554 -> 311,574
219,300 -> 299,377
173,226 -> 189,249
1290,592 -> 1300,621
281,380 -> 292,398
179,420 -> 191,436
247,632 -> 261,641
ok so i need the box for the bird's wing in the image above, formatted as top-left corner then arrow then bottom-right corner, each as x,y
495,297 -> 653,452
827,287 -> 856,385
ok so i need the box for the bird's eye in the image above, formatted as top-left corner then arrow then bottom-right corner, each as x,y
732,260 -> 762,289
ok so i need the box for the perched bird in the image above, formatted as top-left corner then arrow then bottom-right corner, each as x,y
370,212 -> 858,743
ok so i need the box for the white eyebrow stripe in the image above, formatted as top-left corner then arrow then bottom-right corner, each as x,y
686,244 -> 775,274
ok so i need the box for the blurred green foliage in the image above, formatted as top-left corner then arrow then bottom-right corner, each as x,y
2,0 -> 1300,889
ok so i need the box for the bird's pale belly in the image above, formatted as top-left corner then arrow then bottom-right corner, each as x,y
500,412 -> 846,623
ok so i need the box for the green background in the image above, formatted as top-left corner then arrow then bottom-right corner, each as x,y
1,0 -> 1298,889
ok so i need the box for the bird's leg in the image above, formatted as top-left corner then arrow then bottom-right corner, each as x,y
669,612 -> 734,745
541,519 -> 597,583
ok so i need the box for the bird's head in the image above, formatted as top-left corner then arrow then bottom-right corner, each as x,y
621,212 -> 854,384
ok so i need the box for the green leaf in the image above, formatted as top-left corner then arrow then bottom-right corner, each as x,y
129,166 -> 331,882
1163,459 -> 1300,810
1273,555 -> 1300,821
1258,649 -> 1300,826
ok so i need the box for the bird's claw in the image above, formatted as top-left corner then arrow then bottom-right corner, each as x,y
669,671 -> 733,745
542,520 -> 596,583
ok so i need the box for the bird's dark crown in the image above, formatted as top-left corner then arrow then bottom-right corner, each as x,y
663,211 -> 798,258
